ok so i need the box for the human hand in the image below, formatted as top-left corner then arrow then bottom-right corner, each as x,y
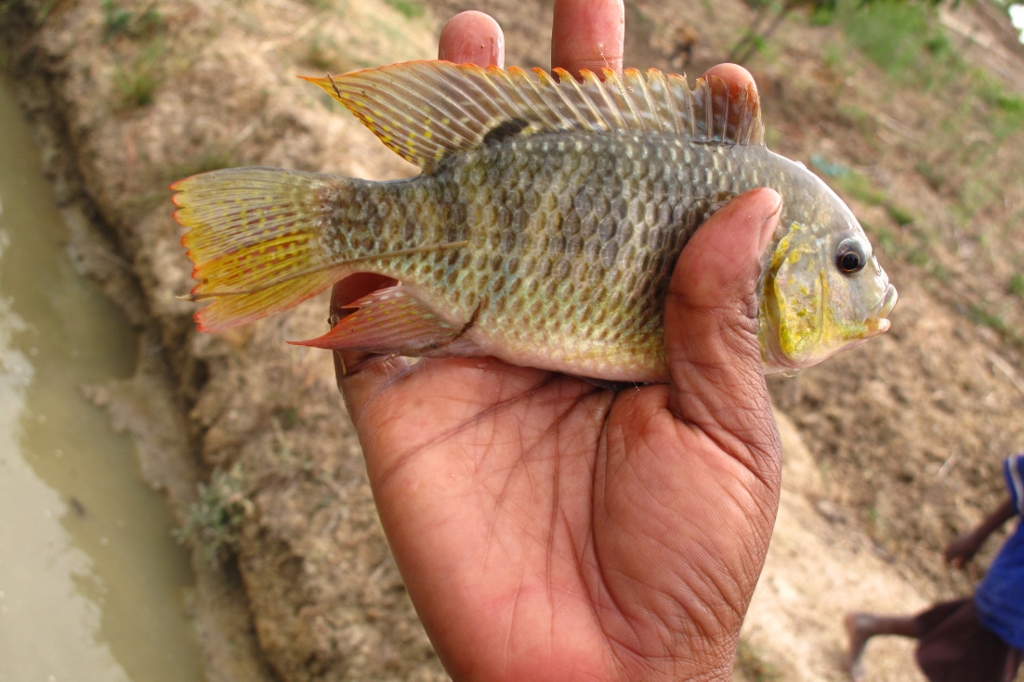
943,498 -> 1017,569
331,2 -> 782,679
944,531 -> 983,568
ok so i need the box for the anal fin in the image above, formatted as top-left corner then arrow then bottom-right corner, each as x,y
290,285 -> 481,357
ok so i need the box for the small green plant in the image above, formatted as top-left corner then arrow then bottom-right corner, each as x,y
277,406 -> 300,431
735,638 -> 783,682
834,169 -> 887,207
964,303 -> 1024,351
837,0 -> 961,87
383,0 -> 424,19
975,75 -> 1024,140
968,304 -> 1008,335
873,224 -> 896,250
819,163 -> 917,228
885,204 -> 914,227
102,0 -> 162,41
115,67 -> 156,107
906,248 -> 929,266
103,0 -> 132,37
114,42 -> 164,108
1010,273 -> 1024,299
821,44 -> 848,76
810,4 -> 837,26
926,261 -> 950,283
174,464 -> 251,564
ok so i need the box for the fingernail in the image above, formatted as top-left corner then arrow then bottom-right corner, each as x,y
758,193 -> 783,254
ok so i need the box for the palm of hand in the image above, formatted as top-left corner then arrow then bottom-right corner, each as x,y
333,5 -> 783,679
341,352 -> 776,680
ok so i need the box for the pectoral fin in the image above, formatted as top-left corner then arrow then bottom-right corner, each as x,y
291,285 -> 481,356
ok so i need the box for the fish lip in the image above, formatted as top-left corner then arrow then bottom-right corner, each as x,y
865,284 -> 898,336
877,284 -> 898,318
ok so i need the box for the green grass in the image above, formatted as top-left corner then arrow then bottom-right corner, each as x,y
976,74 -> 1024,140
967,303 -> 1024,350
968,303 -> 1008,334
834,169 -> 886,206
820,163 -> 918,228
383,0 -> 424,19
735,639 -> 783,682
174,464 -> 250,565
278,406 -> 300,431
832,0 -> 1024,215
837,0 -> 958,86
113,41 -> 165,109
874,225 -> 897,253
1010,274 -> 1024,299
102,0 -> 162,41
906,248 -> 929,267
885,204 -> 914,227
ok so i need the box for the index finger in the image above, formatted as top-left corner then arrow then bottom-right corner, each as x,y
438,11 -> 505,67
551,0 -> 624,75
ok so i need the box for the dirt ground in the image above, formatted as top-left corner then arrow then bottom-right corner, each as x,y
2,0 -> 1023,680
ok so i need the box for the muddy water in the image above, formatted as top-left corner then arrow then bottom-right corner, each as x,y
0,76 -> 203,680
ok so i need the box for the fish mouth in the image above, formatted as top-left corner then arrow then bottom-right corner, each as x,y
866,284 -> 898,335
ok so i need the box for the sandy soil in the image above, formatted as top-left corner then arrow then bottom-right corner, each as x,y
2,0 -> 1023,680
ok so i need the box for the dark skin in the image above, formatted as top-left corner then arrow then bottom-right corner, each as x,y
330,2 -> 783,680
945,498 -> 1017,568
844,496 -> 1019,682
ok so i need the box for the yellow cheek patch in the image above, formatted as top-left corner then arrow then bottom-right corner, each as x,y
767,224 -> 835,365
773,260 -> 870,365
776,269 -> 823,360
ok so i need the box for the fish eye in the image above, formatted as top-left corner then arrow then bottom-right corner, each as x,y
835,239 -> 866,275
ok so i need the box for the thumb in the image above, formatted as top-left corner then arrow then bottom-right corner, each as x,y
665,188 -> 781,454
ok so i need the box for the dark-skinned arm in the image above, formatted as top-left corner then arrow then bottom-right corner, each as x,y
945,497 -> 1017,568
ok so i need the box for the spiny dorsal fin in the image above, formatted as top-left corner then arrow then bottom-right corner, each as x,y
302,61 -> 764,173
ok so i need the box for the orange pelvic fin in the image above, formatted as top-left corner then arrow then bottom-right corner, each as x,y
291,285 -> 480,356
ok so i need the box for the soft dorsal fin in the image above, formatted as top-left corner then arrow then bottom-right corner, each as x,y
302,61 -> 764,173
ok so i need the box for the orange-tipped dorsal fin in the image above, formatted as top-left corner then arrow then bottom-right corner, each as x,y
302,61 -> 764,173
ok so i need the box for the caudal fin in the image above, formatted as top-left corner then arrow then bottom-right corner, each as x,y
172,168 -> 342,332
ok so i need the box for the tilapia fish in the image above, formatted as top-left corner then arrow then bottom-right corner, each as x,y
173,60 -> 897,382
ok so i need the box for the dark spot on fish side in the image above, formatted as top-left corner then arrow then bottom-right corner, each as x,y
483,118 -> 531,146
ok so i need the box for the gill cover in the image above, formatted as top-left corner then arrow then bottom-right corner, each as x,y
763,222 -> 873,369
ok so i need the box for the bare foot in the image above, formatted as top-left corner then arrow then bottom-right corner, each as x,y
844,612 -> 874,681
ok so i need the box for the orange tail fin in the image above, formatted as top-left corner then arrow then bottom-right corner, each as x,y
172,168 -> 344,332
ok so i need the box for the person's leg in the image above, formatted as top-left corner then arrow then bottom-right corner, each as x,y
844,612 -> 918,681
1003,647 -> 1023,682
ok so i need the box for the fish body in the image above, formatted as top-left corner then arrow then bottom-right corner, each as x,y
173,61 -> 896,381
